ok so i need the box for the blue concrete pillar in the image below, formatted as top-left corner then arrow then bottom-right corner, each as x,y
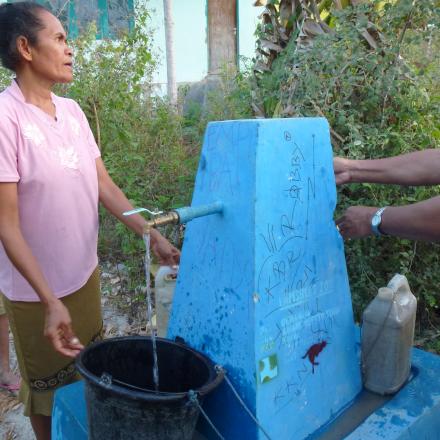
168,118 -> 362,439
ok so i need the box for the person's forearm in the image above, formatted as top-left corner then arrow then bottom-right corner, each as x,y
350,149 -> 440,186
379,196 -> 440,241
99,180 -> 145,236
99,178 -> 164,244
0,226 -> 57,305
96,158 -> 180,266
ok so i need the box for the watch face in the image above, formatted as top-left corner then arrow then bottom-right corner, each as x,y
372,215 -> 380,227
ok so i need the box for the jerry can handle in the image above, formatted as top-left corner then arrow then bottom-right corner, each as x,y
387,274 -> 410,295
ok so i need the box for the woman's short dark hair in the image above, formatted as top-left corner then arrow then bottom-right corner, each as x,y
0,2 -> 50,71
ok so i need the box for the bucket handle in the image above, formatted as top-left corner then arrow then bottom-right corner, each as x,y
188,390 -> 225,440
187,366 -> 273,440
174,335 -> 186,345
99,371 -> 177,395
99,372 -> 113,388
214,366 -> 273,440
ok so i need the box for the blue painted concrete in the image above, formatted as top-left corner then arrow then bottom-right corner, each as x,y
167,118 -> 362,439
345,347 -> 440,440
52,380 -> 87,440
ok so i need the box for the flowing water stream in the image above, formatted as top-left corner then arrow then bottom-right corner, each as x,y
143,232 -> 160,393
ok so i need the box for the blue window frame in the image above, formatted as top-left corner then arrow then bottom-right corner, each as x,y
7,0 -> 135,39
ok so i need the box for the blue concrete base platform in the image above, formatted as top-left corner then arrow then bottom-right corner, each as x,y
345,346 -> 440,440
52,347 -> 440,439
52,379 -> 87,440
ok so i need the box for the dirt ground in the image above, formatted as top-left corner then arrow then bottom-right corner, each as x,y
0,327 -> 33,439
0,262 -> 150,439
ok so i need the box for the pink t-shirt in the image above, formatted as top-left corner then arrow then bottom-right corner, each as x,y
0,80 -> 100,301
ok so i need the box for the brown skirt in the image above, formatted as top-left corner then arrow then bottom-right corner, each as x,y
0,292 -> 6,316
3,267 -> 102,417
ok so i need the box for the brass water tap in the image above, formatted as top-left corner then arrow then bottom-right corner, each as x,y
123,202 -> 223,234
143,211 -> 179,233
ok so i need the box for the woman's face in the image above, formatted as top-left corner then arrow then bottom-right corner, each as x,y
23,9 -> 73,84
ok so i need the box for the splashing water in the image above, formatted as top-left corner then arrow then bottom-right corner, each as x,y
143,232 -> 159,393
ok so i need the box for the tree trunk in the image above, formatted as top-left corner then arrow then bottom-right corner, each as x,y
163,0 -> 177,106
207,0 -> 237,76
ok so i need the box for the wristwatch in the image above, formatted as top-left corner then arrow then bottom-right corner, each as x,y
371,207 -> 387,236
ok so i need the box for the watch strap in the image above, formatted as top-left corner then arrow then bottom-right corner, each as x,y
371,206 -> 387,236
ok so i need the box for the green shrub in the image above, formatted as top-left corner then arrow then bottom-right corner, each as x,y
253,0 -> 440,324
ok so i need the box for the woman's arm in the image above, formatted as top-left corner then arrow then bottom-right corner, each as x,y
336,196 -> 440,242
334,149 -> 440,186
0,183 -> 83,357
96,158 -> 180,265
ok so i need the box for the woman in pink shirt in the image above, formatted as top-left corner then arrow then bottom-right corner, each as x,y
0,3 -> 180,438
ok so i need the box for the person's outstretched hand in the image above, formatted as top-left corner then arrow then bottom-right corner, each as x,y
44,299 -> 83,358
151,232 -> 180,266
336,206 -> 377,239
333,157 -> 355,185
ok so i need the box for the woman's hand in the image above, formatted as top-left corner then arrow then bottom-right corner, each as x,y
44,299 -> 83,358
150,231 -> 180,266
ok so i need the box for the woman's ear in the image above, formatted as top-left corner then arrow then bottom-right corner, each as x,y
16,35 -> 33,63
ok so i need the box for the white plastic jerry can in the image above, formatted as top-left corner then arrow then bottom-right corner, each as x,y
361,274 -> 417,395
154,266 -> 178,338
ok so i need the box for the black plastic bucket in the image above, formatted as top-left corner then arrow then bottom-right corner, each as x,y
76,336 -> 224,440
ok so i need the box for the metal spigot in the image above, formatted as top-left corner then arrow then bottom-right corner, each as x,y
143,211 -> 179,233
124,202 -> 224,234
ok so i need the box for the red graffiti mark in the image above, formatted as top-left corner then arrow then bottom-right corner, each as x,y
302,341 -> 327,374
